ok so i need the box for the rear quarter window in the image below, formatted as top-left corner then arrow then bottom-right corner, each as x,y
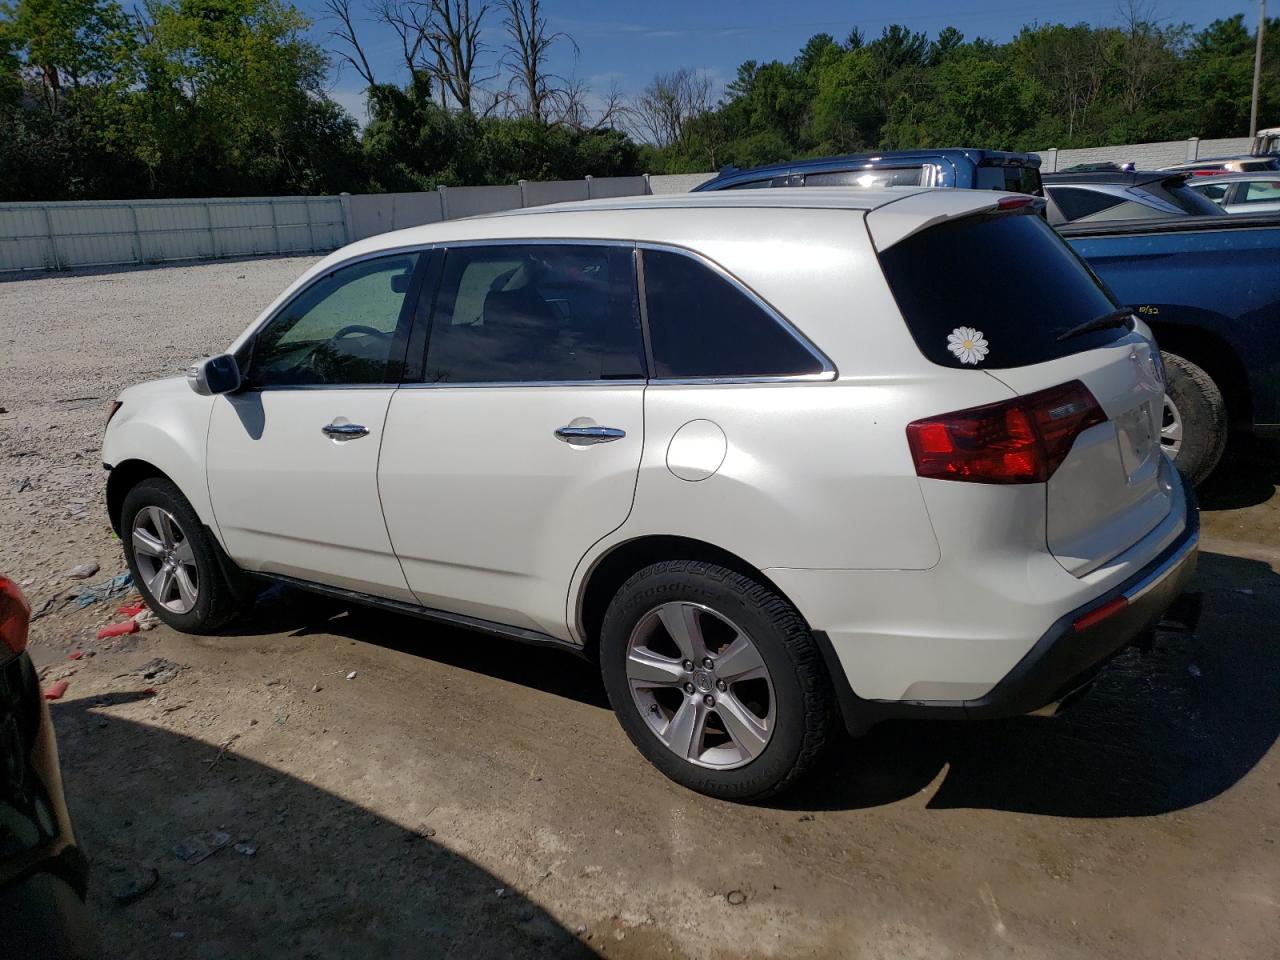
877,213 -> 1127,370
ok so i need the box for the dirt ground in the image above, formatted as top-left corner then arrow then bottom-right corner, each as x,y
2,257 -> 1279,960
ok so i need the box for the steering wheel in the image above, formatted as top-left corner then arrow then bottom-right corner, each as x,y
332,324 -> 388,340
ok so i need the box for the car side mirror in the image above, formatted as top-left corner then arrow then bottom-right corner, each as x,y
187,354 -> 242,396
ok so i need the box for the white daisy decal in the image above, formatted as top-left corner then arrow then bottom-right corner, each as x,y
947,326 -> 989,365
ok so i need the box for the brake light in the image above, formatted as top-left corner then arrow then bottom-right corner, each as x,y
907,380 -> 1105,484
997,195 -> 1035,210
0,576 -> 31,656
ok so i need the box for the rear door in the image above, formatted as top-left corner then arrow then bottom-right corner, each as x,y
377,241 -> 647,637
877,210 -> 1172,576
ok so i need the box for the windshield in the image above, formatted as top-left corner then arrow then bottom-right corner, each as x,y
877,213 -> 1128,370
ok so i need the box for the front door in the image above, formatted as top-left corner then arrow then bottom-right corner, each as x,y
378,242 -> 647,637
207,251 -> 424,601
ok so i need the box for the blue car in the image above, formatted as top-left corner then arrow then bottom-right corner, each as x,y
693,148 -> 1043,194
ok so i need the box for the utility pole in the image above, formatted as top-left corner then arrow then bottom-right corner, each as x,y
1250,0 -> 1267,137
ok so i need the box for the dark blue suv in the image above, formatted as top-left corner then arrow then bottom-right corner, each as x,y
694,148 -> 1043,194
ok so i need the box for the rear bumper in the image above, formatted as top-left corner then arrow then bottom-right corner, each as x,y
809,486 -> 1199,734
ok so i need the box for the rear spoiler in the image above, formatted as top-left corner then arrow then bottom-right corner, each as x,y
866,191 -> 1047,251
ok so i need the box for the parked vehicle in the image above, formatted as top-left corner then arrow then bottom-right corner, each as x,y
1058,212 -> 1280,484
693,148 -> 1043,194
0,576 -> 94,958
1161,156 -> 1280,174
1041,171 -> 1224,225
104,190 -> 1199,800
1185,171 -> 1280,214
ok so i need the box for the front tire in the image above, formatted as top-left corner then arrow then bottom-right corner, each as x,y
599,560 -> 834,801
120,478 -> 247,634
1161,351 -> 1228,487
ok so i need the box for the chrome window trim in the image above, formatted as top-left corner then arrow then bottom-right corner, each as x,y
637,241 -> 837,383
399,379 -> 647,389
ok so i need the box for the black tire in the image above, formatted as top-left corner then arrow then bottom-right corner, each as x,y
120,477 -> 249,634
1161,351 -> 1228,487
599,560 -> 834,801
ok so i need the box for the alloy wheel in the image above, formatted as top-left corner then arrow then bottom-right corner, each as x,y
625,601 -> 775,770
131,505 -> 199,614
1161,394 -> 1183,458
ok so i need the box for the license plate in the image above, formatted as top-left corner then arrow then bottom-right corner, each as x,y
1116,402 -> 1155,481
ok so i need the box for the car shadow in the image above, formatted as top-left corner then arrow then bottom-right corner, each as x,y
50,690 -> 599,960
777,549 -> 1280,817
216,550 -> 1277,820
1198,435 -> 1279,511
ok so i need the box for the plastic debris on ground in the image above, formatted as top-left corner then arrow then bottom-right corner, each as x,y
98,620 -> 139,639
43,680 -> 69,701
66,562 -> 100,580
134,610 -> 160,631
75,571 -> 134,608
117,603 -> 146,617
173,831 -> 231,864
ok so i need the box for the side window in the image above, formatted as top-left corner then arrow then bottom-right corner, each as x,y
423,244 -> 645,383
1195,183 -> 1228,202
641,248 -> 826,379
1046,187 -> 1125,222
1241,180 -> 1280,203
805,167 -> 923,188
249,254 -> 419,387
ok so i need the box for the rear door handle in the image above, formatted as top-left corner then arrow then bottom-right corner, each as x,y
554,425 -> 625,445
322,422 -> 369,441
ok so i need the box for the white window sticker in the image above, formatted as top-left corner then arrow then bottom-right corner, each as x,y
947,326 -> 989,365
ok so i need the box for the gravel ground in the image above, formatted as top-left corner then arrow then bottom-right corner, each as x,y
2,257 -> 1279,960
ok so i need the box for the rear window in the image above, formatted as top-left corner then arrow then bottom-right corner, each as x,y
878,213 -> 1126,370
975,165 -> 1042,195
1047,186 -> 1125,221
1147,178 -> 1224,216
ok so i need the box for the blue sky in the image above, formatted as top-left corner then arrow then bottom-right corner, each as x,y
300,0 -> 1260,123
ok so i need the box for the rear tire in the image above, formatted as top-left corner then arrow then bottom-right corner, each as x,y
1161,351 -> 1228,487
120,478 -> 248,634
599,560 -> 834,801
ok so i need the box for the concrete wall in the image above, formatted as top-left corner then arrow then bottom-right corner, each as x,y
0,196 -> 346,273
1034,136 -> 1254,173
6,132 -> 1256,273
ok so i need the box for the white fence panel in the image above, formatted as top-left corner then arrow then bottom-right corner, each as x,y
522,179 -> 589,207
441,184 -> 523,219
587,175 -> 648,199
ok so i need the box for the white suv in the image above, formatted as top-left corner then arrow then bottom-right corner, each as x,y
102,189 -> 1199,799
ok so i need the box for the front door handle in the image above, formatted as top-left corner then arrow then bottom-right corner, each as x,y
554,425 -> 626,445
322,422 -> 369,441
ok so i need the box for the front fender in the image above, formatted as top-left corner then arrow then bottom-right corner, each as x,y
102,378 -> 217,530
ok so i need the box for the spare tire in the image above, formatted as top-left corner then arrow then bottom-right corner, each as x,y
1160,351 -> 1228,487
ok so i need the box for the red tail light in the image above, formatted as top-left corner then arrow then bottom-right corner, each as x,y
907,380 -> 1105,484
0,576 -> 31,656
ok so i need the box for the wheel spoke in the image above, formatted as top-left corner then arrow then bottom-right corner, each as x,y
715,636 -> 766,683
156,509 -> 177,549
149,566 -> 174,604
626,647 -> 685,687
174,565 -> 198,610
662,698 -> 708,760
657,603 -> 707,662
132,527 -> 164,558
173,538 -> 195,565
717,693 -> 770,760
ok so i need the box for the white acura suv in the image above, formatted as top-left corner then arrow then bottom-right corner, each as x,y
102,189 -> 1198,799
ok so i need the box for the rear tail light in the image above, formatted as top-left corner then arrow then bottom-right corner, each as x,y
1072,595 -> 1129,632
0,576 -> 31,656
907,380 -> 1105,484
997,195 -> 1035,210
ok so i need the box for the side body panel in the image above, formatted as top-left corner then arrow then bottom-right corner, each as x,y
206,390 -> 414,601
1065,222 -> 1280,426
101,378 -> 218,527
378,385 -> 645,638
